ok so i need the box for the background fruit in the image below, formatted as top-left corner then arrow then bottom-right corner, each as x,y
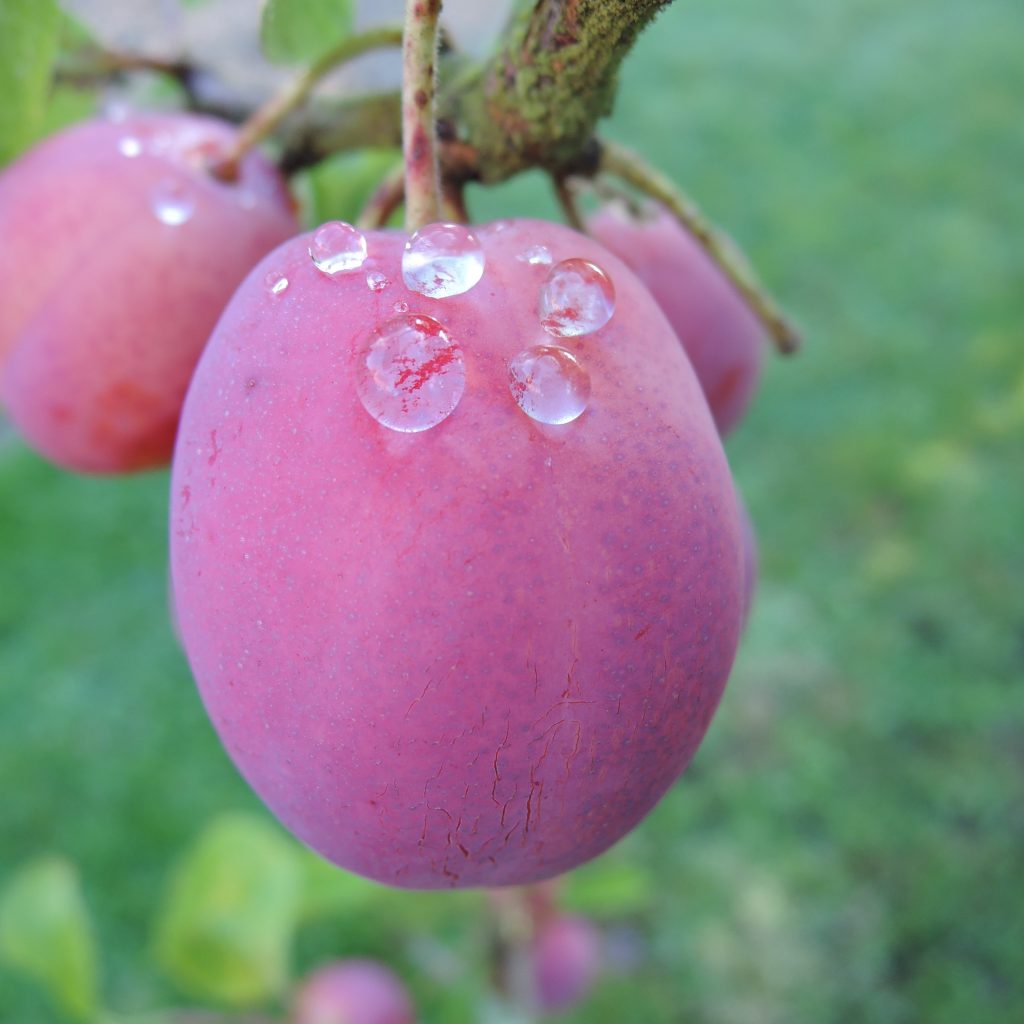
170,218 -> 744,889
588,202 -> 765,435
531,913 -> 602,1012
0,113 -> 298,472
292,960 -> 416,1024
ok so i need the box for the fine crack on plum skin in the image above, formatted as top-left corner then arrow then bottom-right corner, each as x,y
170,220 -> 744,889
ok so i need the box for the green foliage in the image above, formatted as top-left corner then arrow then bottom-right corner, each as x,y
152,814 -> 301,1007
260,0 -> 355,64
0,858 -> 99,1021
0,0 -> 61,164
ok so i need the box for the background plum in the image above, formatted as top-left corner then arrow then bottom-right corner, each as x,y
588,202 -> 765,435
531,913 -> 602,1012
0,113 -> 298,472
170,218 -> 745,889
292,960 -> 416,1024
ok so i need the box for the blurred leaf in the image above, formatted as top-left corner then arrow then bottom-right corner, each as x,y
153,813 -> 301,1007
0,857 -> 100,1021
561,859 -> 655,917
40,86 -> 97,138
297,847 -> 386,921
260,0 -> 355,64
300,147 -> 400,228
0,0 -> 61,164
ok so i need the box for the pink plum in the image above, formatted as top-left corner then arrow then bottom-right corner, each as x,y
292,960 -> 415,1024
532,914 -> 602,1012
0,112 -> 298,472
170,218 -> 744,888
588,201 -> 765,435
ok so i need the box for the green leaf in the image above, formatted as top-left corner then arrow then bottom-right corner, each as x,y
0,857 -> 100,1021
260,0 -> 355,64
153,813 -> 301,1007
0,0 -> 62,164
561,858 -> 655,917
296,846 -> 386,921
299,148 -> 401,228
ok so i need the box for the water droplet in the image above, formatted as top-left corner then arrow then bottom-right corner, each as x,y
508,345 -> 591,424
118,136 -> 142,158
393,299 -> 409,313
266,271 -> 289,296
309,221 -> 368,275
150,179 -> 195,226
402,223 -> 485,298
517,244 -> 552,265
539,258 -> 615,337
355,314 -> 466,432
366,271 -> 389,292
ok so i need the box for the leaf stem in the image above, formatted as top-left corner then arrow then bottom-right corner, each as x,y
211,26 -> 403,181
402,0 -> 443,231
356,164 -> 406,229
598,138 -> 802,353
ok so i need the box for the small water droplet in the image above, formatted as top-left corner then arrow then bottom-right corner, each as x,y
309,221 -> 368,275
150,179 -> 195,226
508,345 -> 591,424
402,223 -> 485,298
266,271 -> 289,296
118,136 -> 142,158
393,299 -> 409,313
539,258 -> 615,336
366,271 -> 389,292
516,244 -> 552,265
355,314 -> 466,432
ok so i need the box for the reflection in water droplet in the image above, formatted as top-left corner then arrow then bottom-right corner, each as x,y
366,271 -> 389,292
309,221 -> 368,275
539,258 -> 615,337
508,345 -> 591,424
402,223 -> 485,298
118,136 -> 142,158
150,179 -> 195,226
266,272 -> 289,296
355,314 -> 466,432
517,245 -> 552,265
393,299 -> 409,313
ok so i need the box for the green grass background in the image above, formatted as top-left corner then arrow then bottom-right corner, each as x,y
2,0 -> 1023,1020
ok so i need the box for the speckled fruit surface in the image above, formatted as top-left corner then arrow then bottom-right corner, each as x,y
170,219 -> 744,888
0,113 -> 298,472
589,202 -> 765,435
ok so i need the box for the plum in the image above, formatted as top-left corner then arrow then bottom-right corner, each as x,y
588,202 -> 765,435
0,112 -> 298,472
531,914 -> 601,1012
292,960 -> 415,1024
170,218 -> 744,888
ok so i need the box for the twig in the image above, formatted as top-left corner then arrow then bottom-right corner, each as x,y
553,176 -> 585,232
598,138 -> 802,353
402,0 -> 443,230
357,164 -> 406,229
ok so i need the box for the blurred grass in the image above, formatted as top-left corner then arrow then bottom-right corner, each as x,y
2,0 -> 1023,1021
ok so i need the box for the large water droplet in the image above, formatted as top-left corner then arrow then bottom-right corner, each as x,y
309,221 -> 368,275
150,179 -> 195,226
517,244 -> 552,266
402,223 -> 485,298
539,258 -> 615,336
355,314 -> 466,432
366,271 -> 389,292
508,345 -> 591,424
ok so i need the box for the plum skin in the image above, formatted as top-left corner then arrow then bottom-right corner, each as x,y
0,113 -> 298,473
170,219 -> 744,889
292,960 -> 415,1024
588,202 -> 765,436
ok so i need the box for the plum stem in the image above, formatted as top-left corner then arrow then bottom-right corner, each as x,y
210,26 -> 403,182
487,887 -> 542,1022
356,164 -> 406,229
402,0 -> 444,231
553,176 -> 586,232
598,138 -> 803,354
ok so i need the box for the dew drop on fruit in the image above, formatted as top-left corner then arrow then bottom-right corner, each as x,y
508,345 -> 591,424
366,271 -> 389,292
309,221 -> 368,275
517,244 -> 553,266
355,314 -> 466,433
150,178 -> 195,226
539,258 -> 615,337
118,136 -> 142,158
266,272 -> 289,296
393,299 -> 409,313
402,223 -> 484,298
